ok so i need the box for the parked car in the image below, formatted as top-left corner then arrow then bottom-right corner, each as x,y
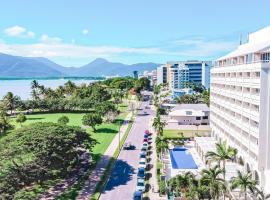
123,142 -> 134,150
133,191 -> 143,200
140,151 -> 146,159
142,142 -> 148,148
143,138 -> 149,143
136,178 -> 145,192
137,167 -> 145,179
144,134 -> 149,139
141,145 -> 147,151
139,158 -> 147,168
144,130 -> 150,134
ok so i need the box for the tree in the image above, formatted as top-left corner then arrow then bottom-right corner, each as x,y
105,111 -> 118,123
206,141 -> 237,180
57,115 -> 69,125
16,113 -> 27,127
0,122 -> 97,198
135,77 -> 150,92
31,80 -> 40,101
231,171 -> 257,200
3,92 -> 21,115
82,113 -> 102,132
168,172 -> 196,199
175,94 -> 199,104
254,187 -> 270,200
152,114 -> 166,135
201,165 -> 227,200
0,111 -> 12,133
155,136 -> 168,157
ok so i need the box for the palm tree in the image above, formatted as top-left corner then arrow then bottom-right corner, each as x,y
254,187 -> 270,200
155,136 -> 169,158
64,80 -> 76,96
152,114 -> 166,135
31,80 -> 40,101
231,171 -> 257,200
3,92 -> 20,115
206,141 -> 237,180
201,165 -> 226,200
168,172 -> 195,199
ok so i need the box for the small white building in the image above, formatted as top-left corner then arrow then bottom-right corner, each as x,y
168,104 -> 210,125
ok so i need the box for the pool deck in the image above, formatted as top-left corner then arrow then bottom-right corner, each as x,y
163,141 -> 205,179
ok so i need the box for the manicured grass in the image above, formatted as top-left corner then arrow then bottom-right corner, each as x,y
11,113 -> 85,128
11,104 -> 129,157
163,129 -> 211,139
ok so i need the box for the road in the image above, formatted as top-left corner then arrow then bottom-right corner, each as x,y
99,100 -> 154,200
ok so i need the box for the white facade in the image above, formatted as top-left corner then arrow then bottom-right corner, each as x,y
157,65 -> 167,85
168,104 -> 210,125
210,26 -> 270,192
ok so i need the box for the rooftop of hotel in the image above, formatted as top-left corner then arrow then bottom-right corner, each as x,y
216,26 -> 270,64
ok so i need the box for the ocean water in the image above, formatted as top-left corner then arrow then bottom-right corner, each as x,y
0,78 -> 99,100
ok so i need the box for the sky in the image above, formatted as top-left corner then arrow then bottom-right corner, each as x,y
0,0 -> 270,67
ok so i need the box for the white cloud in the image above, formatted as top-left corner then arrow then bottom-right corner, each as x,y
4,25 -> 35,38
82,29 -> 89,35
0,35 -> 237,64
40,34 -> 62,44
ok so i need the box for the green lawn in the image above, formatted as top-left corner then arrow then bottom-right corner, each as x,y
11,104 -> 129,157
163,129 -> 211,139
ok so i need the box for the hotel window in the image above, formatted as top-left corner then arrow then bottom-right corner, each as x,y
261,53 -> 270,62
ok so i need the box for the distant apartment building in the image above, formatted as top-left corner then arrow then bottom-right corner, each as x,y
210,26 -> 270,192
133,70 -> 138,79
156,65 -> 167,85
152,70 -> 157,85
166,60 -> 211,90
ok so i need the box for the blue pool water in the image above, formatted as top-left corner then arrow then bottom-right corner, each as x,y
169,147 -> 198,169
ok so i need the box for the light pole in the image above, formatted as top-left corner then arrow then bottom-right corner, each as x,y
118,120 -> 121,152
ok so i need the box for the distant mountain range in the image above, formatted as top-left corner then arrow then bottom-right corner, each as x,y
0,53 -> 160,78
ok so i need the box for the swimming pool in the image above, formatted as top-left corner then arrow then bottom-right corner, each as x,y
169,147 -> 198,169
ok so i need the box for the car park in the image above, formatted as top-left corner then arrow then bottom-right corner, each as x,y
138,158 -> 147,168
137,167 -> 145,179
136,178 -> 145,192
133,191 -> 142,200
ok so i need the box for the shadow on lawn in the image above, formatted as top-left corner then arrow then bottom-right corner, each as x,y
26,117 -> 45,121
95,128 -> 118,134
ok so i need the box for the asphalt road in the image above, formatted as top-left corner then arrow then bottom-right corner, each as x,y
99,100 -> 154,200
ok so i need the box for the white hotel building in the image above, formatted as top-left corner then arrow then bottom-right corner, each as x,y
210,26 -> 270,192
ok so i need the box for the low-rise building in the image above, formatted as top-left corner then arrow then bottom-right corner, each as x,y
168,104 -> 210,126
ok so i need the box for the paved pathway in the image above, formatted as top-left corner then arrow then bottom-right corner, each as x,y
99,100 -> 154,200
76,111 -> 133,200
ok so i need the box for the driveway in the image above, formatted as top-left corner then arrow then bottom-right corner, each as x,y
99,100 -> 154,200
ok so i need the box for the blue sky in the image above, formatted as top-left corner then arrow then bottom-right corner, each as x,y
0,0 -> 270,67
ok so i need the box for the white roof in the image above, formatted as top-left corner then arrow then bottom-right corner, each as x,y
218,26 -> 270,60
169,109 -> 206,117
169,104 -> 209,117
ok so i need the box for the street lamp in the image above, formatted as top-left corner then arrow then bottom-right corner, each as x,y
118,120 -> 121,152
